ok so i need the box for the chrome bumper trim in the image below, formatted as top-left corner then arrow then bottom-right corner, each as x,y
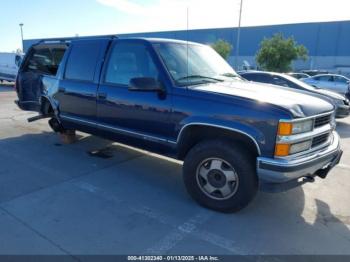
257,131 -> 341,183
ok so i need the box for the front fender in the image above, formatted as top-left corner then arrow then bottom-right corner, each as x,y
176,116 -> 267,156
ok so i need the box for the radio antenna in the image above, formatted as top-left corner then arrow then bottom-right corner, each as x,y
235,0 -> 243,70
186,7 -> 189,87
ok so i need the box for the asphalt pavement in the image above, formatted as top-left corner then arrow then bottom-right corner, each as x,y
0,83 -> 349,256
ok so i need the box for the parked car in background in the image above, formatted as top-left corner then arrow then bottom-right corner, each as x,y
302,74 -> 350,95
346,83 -> 350,100
15,37 -> 342,213
239,71 -> 350,118
0,52 -> 23,82
301,70 -> 329,76
287,72 -> 310,79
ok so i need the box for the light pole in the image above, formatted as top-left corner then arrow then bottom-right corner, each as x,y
235,0 -> 243,70
19,23 -> 24,52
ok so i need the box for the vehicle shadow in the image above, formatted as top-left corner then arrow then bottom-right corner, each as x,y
0,131 -> 349,254
219,185 -> 350,254
0,86 -> 14,92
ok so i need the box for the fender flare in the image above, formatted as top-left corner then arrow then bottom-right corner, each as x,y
177,122 -> 262,156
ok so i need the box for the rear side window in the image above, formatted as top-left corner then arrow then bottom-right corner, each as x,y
29,49 -> 52,74
23,46 -> 67,76
65,40 -> 101,82
315,75 -> 333,82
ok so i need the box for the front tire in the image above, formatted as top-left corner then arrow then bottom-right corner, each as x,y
183,140 -> 258,213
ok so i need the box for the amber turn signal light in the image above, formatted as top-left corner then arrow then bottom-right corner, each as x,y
275,144 -> 290,157
278,122 -> 293,136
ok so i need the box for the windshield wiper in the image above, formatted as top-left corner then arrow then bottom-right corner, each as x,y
220,73 -> 242,80
177,75 -> 224,82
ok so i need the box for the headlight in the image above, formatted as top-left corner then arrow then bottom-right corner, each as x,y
278,119 -> 314,136
275,140 -> 312,157
289,140 -> 312,154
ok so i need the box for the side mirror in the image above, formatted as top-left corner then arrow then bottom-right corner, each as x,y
128,77 -> 163,92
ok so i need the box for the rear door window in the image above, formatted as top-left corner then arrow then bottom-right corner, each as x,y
315,75 -> 333,82
334,76 -> 348,84
271,76 -> 292,87
65,40 -> 101,82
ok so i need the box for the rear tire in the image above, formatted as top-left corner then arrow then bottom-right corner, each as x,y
183,139 -> 258,213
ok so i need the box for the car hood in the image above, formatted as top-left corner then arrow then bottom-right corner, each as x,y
192,81 -> 334,118
313,88 -> 345,101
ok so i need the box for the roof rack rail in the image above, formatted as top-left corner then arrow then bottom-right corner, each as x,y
37,34 -> 118,44
38,39 -> 71,44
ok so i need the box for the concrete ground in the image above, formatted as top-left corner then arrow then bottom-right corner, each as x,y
0,83 -> 349,256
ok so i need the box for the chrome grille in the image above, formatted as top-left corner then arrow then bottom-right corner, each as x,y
312,133 -> 329,148
314,114 -> 331,128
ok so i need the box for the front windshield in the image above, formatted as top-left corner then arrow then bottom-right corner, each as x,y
153,42 -> 240,86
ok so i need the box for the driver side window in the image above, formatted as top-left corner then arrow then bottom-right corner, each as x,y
104,42 -> 159,86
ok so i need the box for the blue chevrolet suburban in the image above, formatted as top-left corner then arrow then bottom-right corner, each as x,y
15,36 -> 342,212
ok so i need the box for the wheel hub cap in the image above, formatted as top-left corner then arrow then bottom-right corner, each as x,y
207,170 -> 227,188
196,158 -> 239,200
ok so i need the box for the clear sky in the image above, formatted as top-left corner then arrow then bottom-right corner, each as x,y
1,0 -> 350,52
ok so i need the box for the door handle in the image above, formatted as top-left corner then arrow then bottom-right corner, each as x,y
98,92 -> 107,99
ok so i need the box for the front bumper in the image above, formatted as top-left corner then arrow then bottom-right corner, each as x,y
257,131 -> 342,187
336,104 -> 350,118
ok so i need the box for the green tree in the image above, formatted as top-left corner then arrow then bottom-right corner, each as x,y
256,33 -> 308,72
211,39 -> 233,60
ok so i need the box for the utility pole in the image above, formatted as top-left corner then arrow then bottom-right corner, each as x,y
235,0 -> 243,70
19,23 -> 24,51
